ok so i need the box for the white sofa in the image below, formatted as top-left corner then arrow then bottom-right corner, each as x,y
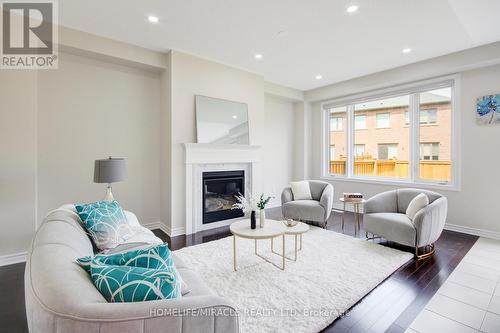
25,207 -> 239,333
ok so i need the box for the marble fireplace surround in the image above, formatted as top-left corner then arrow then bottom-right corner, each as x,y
183,143 -> 262,234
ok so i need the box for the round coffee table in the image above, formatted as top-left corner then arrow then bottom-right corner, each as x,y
230,219 -> 286,271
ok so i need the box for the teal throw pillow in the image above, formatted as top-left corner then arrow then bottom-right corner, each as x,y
77,243 -> 174,274
75,200 -> 131,250
90,261 -> 182,302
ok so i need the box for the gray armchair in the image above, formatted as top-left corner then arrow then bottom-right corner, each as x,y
364,188 -> 448,259
281,180 -> 334,228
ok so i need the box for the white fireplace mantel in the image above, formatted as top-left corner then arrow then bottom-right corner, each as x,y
183,143 -> 262,235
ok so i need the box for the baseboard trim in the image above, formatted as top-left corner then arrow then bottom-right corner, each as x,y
167,226 -> 185,237
0,252 -> 27,267
143,221 -> 184,238
444,223 -> 500,240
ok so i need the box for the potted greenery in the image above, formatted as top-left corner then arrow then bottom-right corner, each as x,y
257,194 -> 273,228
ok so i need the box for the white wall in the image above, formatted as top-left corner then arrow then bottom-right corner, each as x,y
263,95 -> 295,206
293,102 -> 313,181
160,52 -> 172,232
308,63 -> 500,236
0,71 -> 37,257
0,52 -> 162,258
37,52 -> 162,225
168,51 -> 266,232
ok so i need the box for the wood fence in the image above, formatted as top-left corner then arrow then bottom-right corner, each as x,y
330,159 -> 451,181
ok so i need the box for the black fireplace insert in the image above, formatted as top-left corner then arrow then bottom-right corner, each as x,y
203,170 -> 245,224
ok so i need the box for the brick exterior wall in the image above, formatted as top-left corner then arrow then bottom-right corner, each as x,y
329,102 -> 451,161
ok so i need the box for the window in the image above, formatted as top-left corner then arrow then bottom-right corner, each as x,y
405,109 -> 438,125
354,144 -> 365,157
354,115 -> 366,129
353,95 -> 409,178
376,113 -> 390,128
330,145 -> 336,160
330,116 -> 343,131
420,143 -> 439,160
322,77 -> 456,186
328,106 -> 347,175
378,144 -> 398,160
419,87 -> 451,182
420,108 -> 437,124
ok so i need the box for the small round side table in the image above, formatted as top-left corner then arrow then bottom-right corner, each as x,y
339,198 -> 366,236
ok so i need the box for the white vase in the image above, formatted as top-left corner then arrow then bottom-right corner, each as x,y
259,209 -> 266,228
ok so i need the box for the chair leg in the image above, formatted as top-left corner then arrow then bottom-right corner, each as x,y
414,243 -> 435,260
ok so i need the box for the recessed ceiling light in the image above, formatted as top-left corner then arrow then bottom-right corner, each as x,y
232,115 -> 238,119
346,5 -> 359,13
402,48 -> 412,54
255,53 -> 263,60
147,16 -> 159,23
315,74 -> 323,80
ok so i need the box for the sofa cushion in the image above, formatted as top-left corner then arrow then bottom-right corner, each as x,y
283,200 -> 325,222
364,213 -> 416,247
406,193 -> 429,220
75,200 -> 133,250
77,243 -> 174,274
290,181 -> 313,200
90,262 -> 182,302
397,189 -> 442,214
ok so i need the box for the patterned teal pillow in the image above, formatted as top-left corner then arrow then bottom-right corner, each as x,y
77,243 -> 174,274
90,261 -> 182,302
75,200 -> 132,250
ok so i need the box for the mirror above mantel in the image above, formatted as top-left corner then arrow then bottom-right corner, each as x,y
195,95 -> 250,145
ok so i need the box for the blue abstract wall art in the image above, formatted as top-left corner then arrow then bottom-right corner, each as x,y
477,94 -> 500,124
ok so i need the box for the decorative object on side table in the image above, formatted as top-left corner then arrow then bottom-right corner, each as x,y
232,193 -> 258,229
282,219 -> 298,228
250,211 -> 256,229
256,193 -> 273,228
476,94 -> 500,124
94,156 -> 127,201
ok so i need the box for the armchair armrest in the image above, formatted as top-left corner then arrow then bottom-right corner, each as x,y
364,190 -> 398,214
413,197 -> 447,247
319,184 -> 334,220
281,186 -> 294,205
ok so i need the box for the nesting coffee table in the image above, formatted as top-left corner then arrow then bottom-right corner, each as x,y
230,219 -> 309,271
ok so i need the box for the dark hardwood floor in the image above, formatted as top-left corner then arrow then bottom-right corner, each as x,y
1,207 -> 477,333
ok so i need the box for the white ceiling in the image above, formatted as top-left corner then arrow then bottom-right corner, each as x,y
58,0 -> 500,91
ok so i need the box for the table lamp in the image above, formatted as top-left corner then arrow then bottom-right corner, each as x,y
94,157 -> 126,201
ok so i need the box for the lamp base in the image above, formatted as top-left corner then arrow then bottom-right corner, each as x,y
103,185 -> 114,202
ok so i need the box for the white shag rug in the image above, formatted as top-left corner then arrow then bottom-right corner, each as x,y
175,227 -> 412,333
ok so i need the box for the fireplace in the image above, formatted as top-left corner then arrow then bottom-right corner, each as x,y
203,170 -> 245,224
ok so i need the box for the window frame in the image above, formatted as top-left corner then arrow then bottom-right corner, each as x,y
329,115 -> 343,131
320,74 -> 460,191
354,114 -> 367,129
376,112 -> 391,129
420,142 -> 440,161
420,108 -> 438,125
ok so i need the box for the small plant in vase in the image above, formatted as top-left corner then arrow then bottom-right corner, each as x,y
232,193 -> 258,229
257,193 -> 273,228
